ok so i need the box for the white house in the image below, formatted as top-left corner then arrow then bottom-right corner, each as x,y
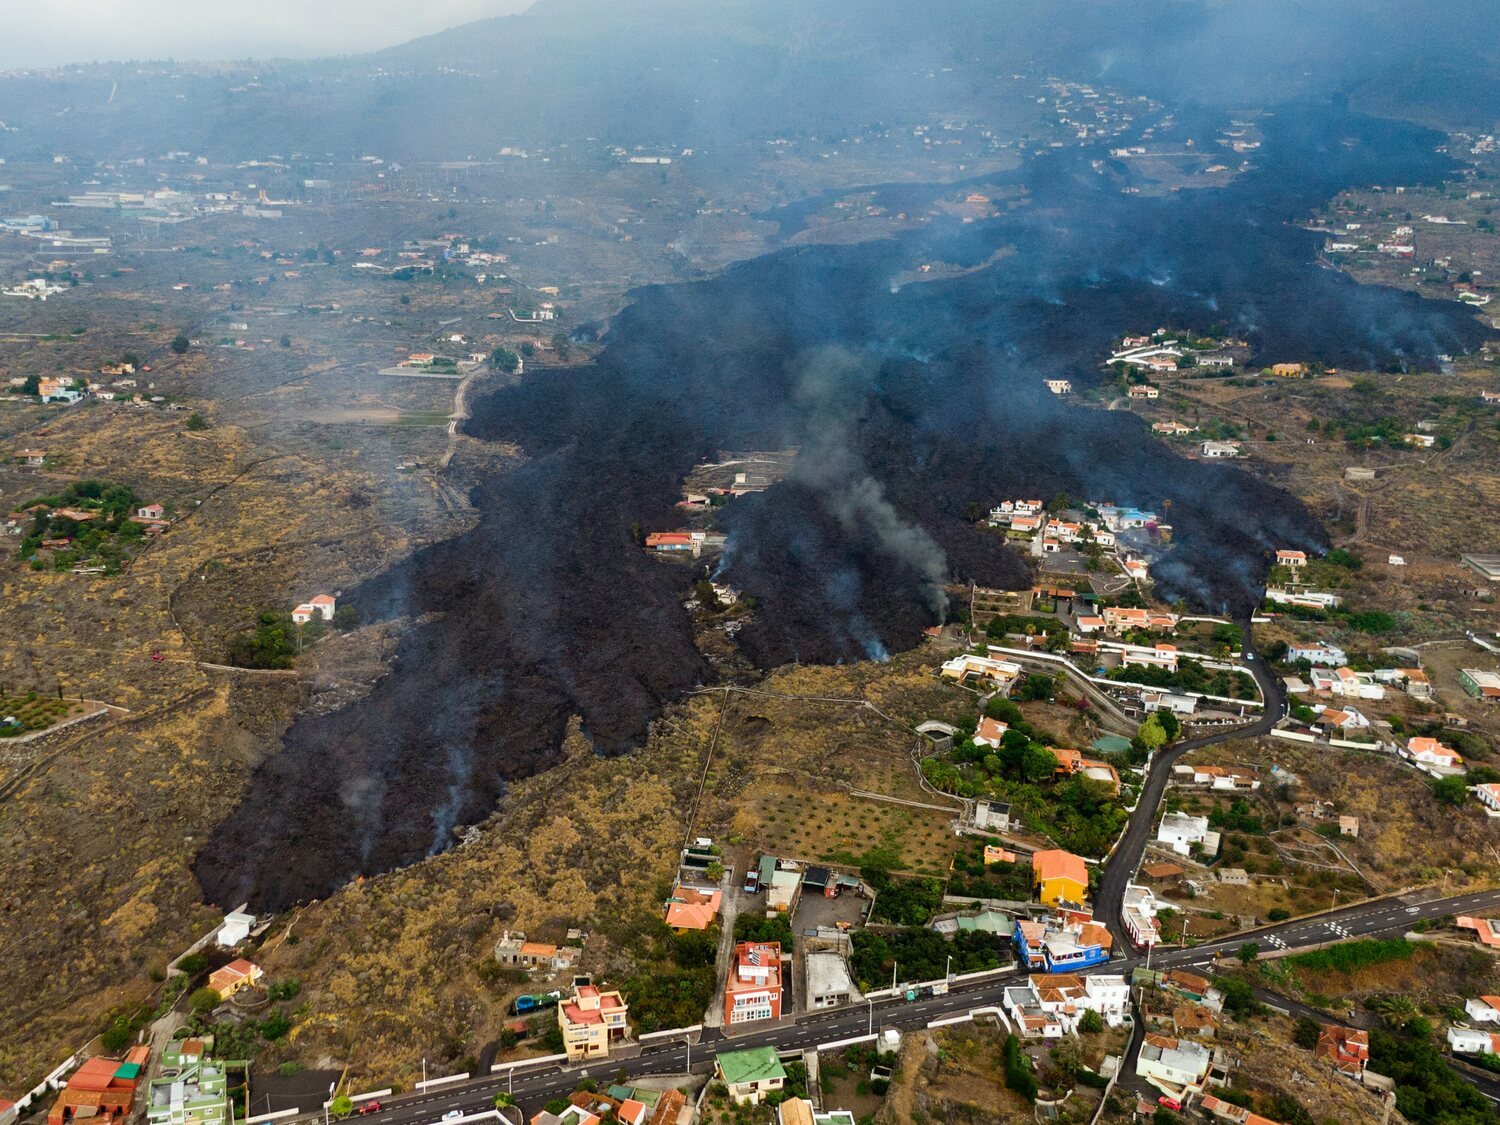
216,910 -> 255,947
291,594 -> 337,624
1122,884 -> 1162,948
1142,691 -> 1197,716
1309,667 -> 1385,701
1045,379 -> 1072,395
1404,736 -> 1465,776
1474,783 -> 1500,818
1136,1033 -> 1213,1092
1157,812 -> 1219,858
1447,1026 -> 1500,1056
1200,441 -> 1242,459
974,717 -> 1010,748
1465,996 -> 1500,1024
1287,642 -> 1346,667
1275,550 -> 1308,567
1004,973 -> 1131,1037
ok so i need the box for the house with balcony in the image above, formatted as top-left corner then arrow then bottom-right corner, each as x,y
558,983 -> 630,1060
145,1040 -> 247,1125
725,941 -> 783,1025
1013,912 -> 1112,972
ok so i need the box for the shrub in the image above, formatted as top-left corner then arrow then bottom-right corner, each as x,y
188,987 -> 221,1014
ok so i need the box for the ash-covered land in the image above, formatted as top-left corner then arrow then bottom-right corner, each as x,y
196,100 -> 1488,911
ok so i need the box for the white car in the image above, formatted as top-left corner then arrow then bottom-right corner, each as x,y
441,1112 -> 464,1122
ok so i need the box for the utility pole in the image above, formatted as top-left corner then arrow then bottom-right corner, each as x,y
867,997 -> 874,1036
945,955 -> 952,982
422,1058 -> 427,1089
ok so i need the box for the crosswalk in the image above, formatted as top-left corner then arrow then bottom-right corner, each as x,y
1265,933 -> 1288,950
1327,921 -> 1352,939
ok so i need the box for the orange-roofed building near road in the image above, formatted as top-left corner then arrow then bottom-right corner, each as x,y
664,884 -> 722,932
558,983 -> 630,1061
1315,1025 -> 1369,1076
725,941 -> 782,1025
1032,849 -> 1088,907
46,1050 -> 149,1125
1459,916 -> 1500,947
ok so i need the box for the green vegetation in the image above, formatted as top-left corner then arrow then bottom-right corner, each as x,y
867,871 -> 944,926
1002,1032 -> 1037,1102
947,844 -> 1031,901
0,690 -> 71,737
170,333 -> 191,354
226,611 -> 300,669
922,708 -> 1128,858
1107,657 -> 1257,699
1372,1025 -> 1495,1124
733,912 -> 794,948
489,347 -> 521,373
16,480 -> 149,573
848,928 -> 1007,992
620,919 -> 719,1035
1283,938 -> 1414,975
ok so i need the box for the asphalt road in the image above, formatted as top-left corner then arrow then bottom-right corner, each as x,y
303,886 -> 1500,1125
1093,622 -> 1288,949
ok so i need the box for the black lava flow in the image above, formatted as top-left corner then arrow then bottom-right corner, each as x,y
194,100 -> 1494,910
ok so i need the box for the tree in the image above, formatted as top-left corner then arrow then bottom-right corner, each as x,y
1078,1009 -> 1104,1034
185,413 -> 207,431
1136,715 -> 1168,754
329,1097 -> 354,1119
1155,709 -> 1181,741
1236,942 -> 1260,965
100,1015 -> 133,1052
189,986 -> 221,1014
1293,1017 -> 1322,1049
1371,994 -> 1419,1028
1020,744 -> 1059,783
1432,775 -> 1467,806
490,347 -> 520,373
492,1094 -> 513,1110
170,333 -> 190,354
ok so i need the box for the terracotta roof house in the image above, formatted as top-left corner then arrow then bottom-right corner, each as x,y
207,958 -> 263,998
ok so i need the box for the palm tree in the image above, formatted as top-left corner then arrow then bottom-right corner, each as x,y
1370,993 -> 1419,1028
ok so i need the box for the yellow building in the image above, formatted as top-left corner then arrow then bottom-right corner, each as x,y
557,984 -> 630,1061
1032,849 -> 1088,907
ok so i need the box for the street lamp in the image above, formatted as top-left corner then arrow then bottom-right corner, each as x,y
867,997 -> 875,1036
945,955 -> 952,983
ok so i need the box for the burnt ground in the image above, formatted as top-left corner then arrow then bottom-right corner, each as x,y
195,99 -> 1495,911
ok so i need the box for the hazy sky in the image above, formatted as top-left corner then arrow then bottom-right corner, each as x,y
0,0 -> 537,68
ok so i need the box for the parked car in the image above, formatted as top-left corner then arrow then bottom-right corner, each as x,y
442,1111 -> 464,1121
357,1103 -> 382,1116
744,871 -> 760,893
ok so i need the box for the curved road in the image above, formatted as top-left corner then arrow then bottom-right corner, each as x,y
1094,621 -> 1288,949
